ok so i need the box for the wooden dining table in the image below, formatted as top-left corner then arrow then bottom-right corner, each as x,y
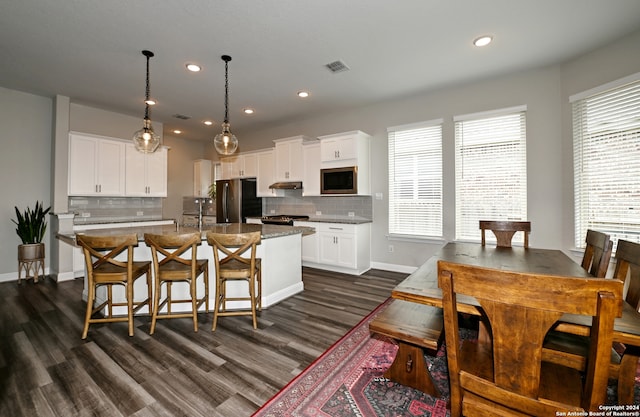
391,241 -> 640,404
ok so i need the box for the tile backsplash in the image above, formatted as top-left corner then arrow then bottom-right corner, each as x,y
70,197 -> 163,224
263,190 -> 372,220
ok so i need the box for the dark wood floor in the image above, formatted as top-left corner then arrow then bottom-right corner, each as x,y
0,267 -> 407,417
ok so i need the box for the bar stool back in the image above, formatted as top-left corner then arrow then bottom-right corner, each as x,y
76,233 -> 152,339
207,231 -> 261,330
144,232 -> 209,334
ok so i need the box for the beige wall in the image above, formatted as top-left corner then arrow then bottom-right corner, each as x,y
0,87 -> 53,276
0,29 -> 639,279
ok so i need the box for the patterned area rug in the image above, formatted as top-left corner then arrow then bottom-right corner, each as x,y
253,300 -> 450,417
253,299 -> 640,417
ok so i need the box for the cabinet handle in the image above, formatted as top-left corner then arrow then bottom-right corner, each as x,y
329,227 -> 343,230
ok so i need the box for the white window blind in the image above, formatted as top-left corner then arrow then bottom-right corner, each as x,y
388,120 -> 443,238
454,108 -> 527,242
573,78 -> 640,249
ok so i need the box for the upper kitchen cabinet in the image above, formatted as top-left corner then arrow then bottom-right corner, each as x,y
68,132 -> 126,196
220,152 -> 258,179
273,135 -> 316,182
318,130 -> 371,168
125,144 -> 168,197
302,142 -> 321,196
256,149 -> 281,197
193,159 -> 212,197
319,130 -> 371,195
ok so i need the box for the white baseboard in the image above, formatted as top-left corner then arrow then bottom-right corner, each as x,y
0,267 -> 52,283
370,261 -> 417,274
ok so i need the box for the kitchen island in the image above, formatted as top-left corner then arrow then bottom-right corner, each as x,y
58,223 -> 313,316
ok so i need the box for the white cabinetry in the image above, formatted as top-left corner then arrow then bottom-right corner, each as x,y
318,130 -> 371,195
273,136 -> 315,182
125,144 -> 168,197
295,221 -> 371,275
294,221 -> 319,263
68,132 -> 126,196
257,149 -> 281,197
220,152 -> 258,179
193,159 -> 212,197
302,142 -> 321,196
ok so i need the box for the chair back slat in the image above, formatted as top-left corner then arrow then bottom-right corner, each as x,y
479,220 -> 531,248
581,230 -> 613,278
438,260 -> 622,415
613,239 -> 640,308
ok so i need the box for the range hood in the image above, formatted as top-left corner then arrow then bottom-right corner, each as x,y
269,181 -> 303,190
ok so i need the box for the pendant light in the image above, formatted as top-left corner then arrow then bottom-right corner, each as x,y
133,50 -> 160,153
213,55 -> 238,155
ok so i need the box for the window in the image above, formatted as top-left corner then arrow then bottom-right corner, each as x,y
572,75 -> 640,249
388,120 -> 443,238
454,106 -> 527,243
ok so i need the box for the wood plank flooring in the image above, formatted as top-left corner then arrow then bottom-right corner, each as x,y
0,267 -> 407,417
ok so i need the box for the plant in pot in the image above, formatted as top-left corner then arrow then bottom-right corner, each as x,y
12,201 -> 51,283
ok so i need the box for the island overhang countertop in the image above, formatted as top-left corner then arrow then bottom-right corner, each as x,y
57,223 -> 315,246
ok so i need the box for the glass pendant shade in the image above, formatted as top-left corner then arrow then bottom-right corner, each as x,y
213,55 -> 238,155
133,50 -> 160,153
133,118 -> 161,153
214,122 -> 238,155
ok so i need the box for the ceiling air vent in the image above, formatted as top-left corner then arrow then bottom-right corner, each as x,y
325,60 -> 350,73
172,114 -> 191,120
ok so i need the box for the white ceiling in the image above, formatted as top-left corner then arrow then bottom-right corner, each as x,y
1,1 -> 640,142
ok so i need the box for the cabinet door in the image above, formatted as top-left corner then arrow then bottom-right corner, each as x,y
274,143 -> 291,180
336,233 -> 356,268
220,156 -> 236,179
295,221 -> 319,263
125,144 -> 147,195
319,232 -> 341,265
69,134 -> 124,196
145,147 -> 167,196
96,140 -> 125,195
257,150 -> 277,197
302,143 -> 321,196
69,134 -> 98,195
321,136 -> 355,162
242,153 -> 257,177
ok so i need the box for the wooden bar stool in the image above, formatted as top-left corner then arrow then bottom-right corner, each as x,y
76,233 -> 152,339
206,231 -> 261,330
144,232 -> 209,334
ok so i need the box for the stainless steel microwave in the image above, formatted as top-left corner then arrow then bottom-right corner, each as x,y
321,166 -> 357,194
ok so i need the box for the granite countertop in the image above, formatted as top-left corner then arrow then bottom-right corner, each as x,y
247,216 -> 372,225
57,223 -> 314,246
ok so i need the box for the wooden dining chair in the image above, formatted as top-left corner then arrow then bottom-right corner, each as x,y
542,239 -> 640,404
438,260 -> 622,415
206,231 -> 261,330
479,220 -> 531,248
76,233 -> 152,339
144,232 -> 209,334
581,229 -> 613,278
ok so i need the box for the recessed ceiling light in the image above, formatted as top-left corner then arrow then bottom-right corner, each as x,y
297,91 -> 310,98
186,63 -> 201,72
173,130 -> 182,134
243,108 -> 254,115
473,35 -> 493,47
204,120 -> 213,126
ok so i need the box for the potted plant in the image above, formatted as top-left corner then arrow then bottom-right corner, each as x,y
12,201 -> 51,283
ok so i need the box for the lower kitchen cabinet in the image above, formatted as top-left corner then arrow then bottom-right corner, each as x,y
295,221 -> 371,275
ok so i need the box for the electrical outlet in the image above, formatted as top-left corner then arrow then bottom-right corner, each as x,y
315,211 -> 322,216
137,211 -> 144,216
270,209 -> 276,214
388,245 -> 394,253
81,212 -> 90,218
348,212 -> 355,217
375,192 -> 383,200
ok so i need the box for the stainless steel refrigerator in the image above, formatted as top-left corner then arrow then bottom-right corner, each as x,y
216,178 -> 262,223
